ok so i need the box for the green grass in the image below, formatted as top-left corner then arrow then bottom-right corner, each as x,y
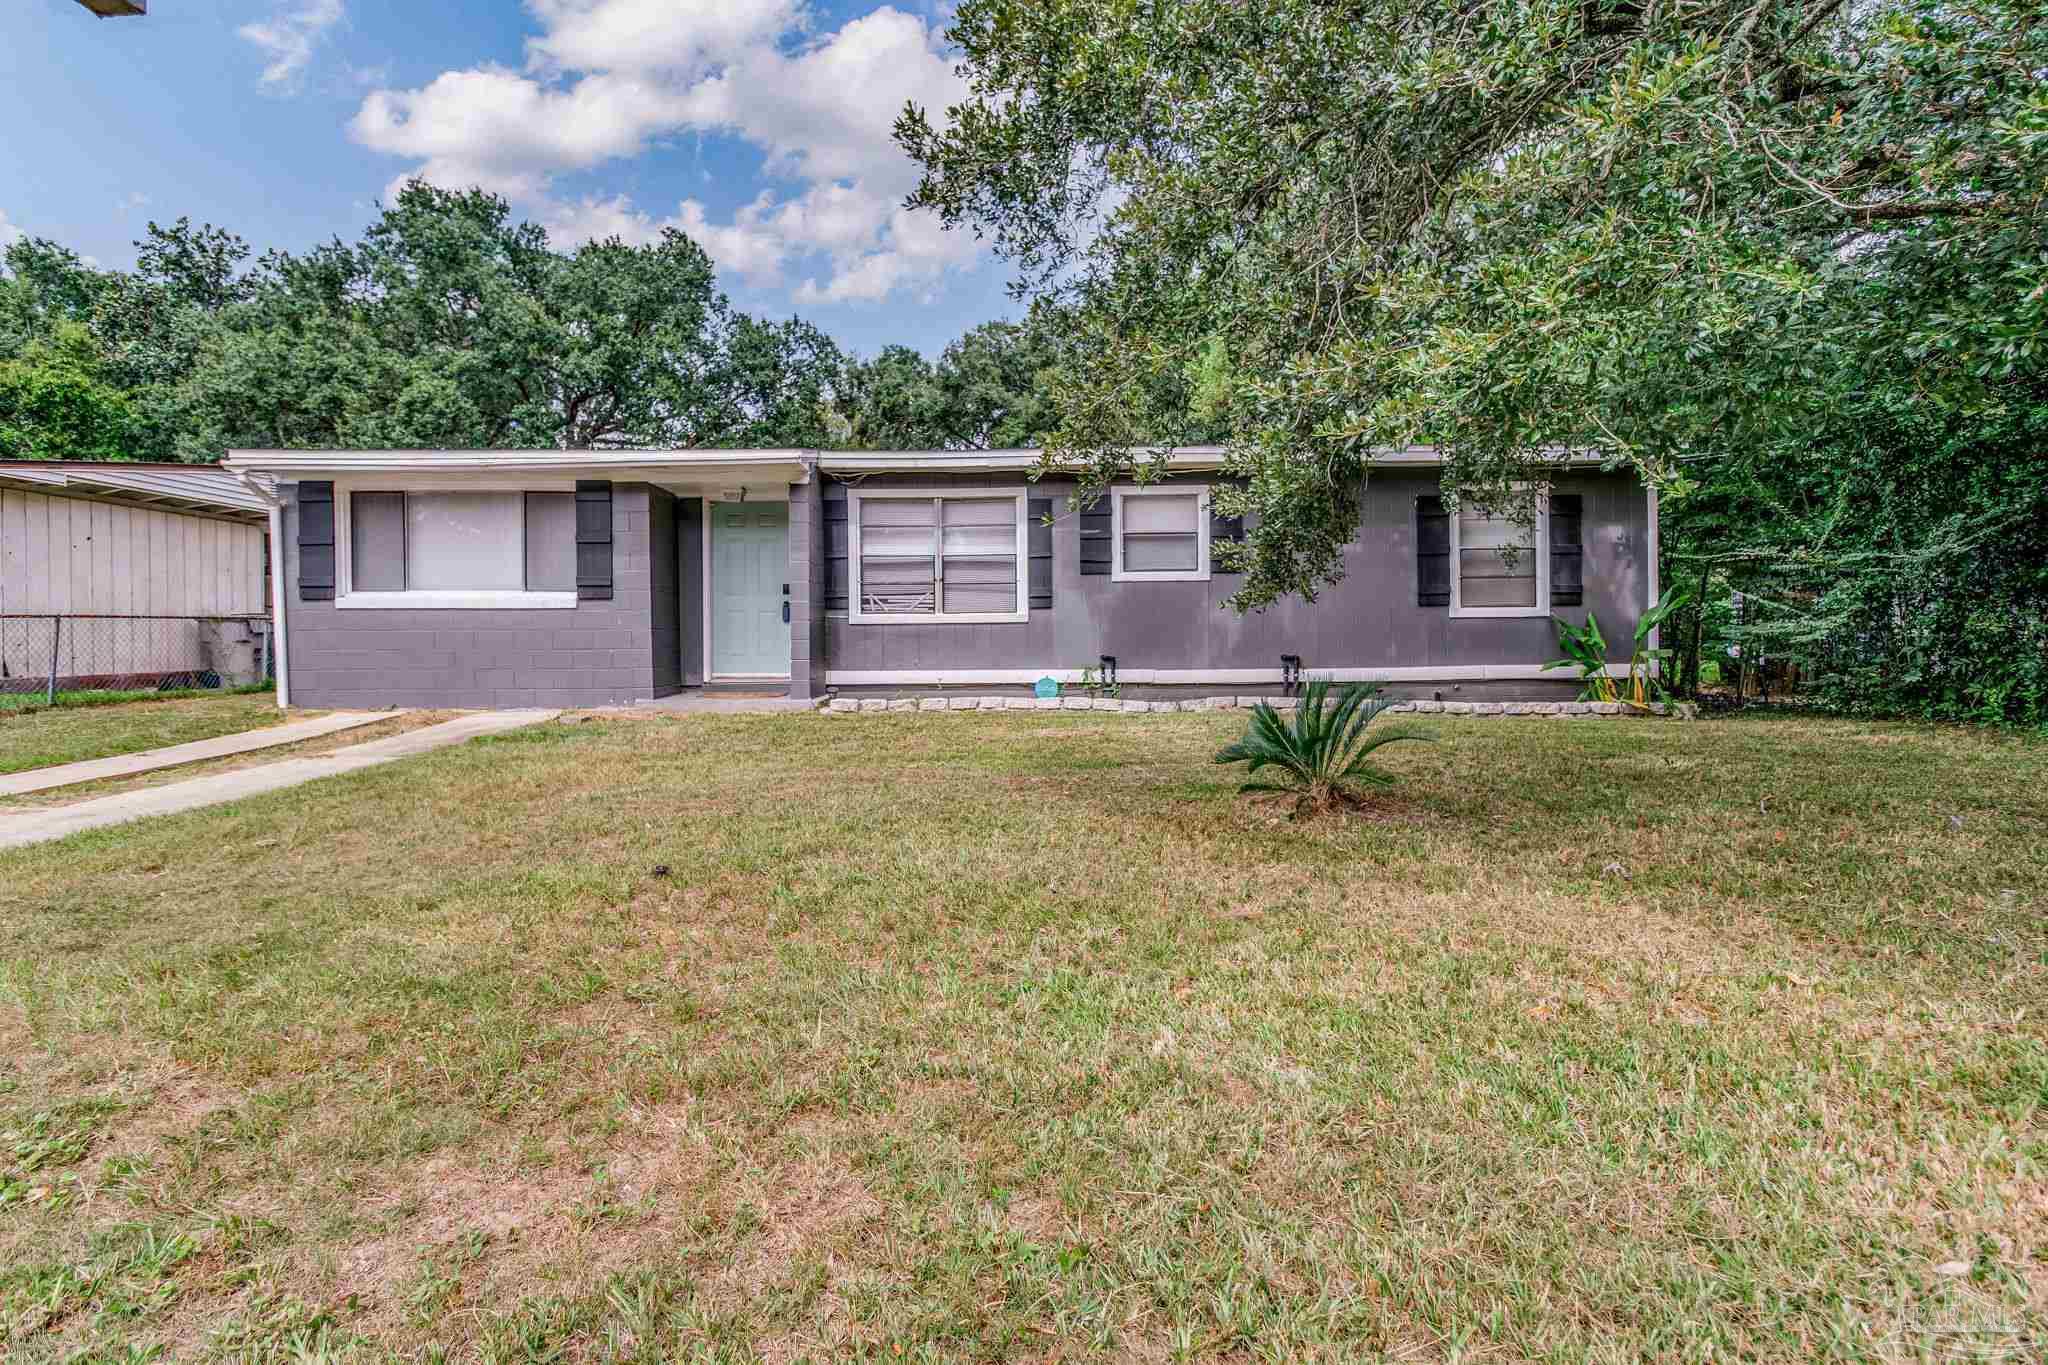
0,690 -> 286,775
1,710 -> 2043,1361
0,682 -> 275,714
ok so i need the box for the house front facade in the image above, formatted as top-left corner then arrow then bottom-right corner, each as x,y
219,447 -> 1658,709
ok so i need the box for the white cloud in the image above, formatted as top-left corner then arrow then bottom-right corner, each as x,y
0,209 -> 21,250
525,0 -> 798,76
540,192 -> 790,285
672,8 -> 963,189
351,2 -> 979,304
674,196 -> 791,284
795,201 -> 981,304
240,0 -> 345,88
543,181 -> 978,304
352,66 -> 688,201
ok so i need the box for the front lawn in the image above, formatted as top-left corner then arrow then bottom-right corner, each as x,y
0,691 -> 287,776
2,711 -> 2042,1361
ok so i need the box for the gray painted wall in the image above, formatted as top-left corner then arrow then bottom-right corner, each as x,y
677,497 -> 705,686
280,465 -> 1649,709
821,468 -> 1650,675
788,478 -> 826,699
281,480 -> 666,709
649,489 -> 681,697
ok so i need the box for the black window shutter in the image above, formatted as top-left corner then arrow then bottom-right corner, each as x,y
824,497 -> 849,611
575,480 -> 613,601
1416,495 -> 1450,607
1028,497 -> 1053,607
298,481 -> 335,601
1078,494 -> 1112,575
1209,482 -> 1246,574
1550,493 -> 1584,606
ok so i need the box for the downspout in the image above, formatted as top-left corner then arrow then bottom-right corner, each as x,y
229,468 -> 290,710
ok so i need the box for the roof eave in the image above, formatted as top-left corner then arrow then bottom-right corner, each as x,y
0,465 -> 270,519
222,449 -> 817,481
817,447 -> 1231,474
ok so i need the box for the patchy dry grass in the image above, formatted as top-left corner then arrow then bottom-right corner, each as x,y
1,710 -> 2043,1362
0,692 -> 290,775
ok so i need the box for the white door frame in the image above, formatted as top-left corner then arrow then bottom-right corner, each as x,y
702,498 -> 792,681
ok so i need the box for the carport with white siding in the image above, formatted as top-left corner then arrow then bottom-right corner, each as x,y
0,462 -> 271,690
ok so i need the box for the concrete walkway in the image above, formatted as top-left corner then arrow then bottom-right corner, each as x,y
0,710 -> 558,851
0,710 -> 399,798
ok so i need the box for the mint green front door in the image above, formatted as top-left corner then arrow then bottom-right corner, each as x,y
710,502 -> 790,677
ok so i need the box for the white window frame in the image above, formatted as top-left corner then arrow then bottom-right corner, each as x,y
1110,483 -> 1211,583
331,475 -> 580,611
847,486 -> 1030,625
1447,487 -> 1550,619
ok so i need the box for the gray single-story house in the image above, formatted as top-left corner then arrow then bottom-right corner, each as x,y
217,447 -> 1658,709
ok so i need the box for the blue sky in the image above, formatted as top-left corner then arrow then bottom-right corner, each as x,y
1,0 -> 1020,355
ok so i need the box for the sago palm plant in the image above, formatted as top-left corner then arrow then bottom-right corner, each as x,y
1213,681 -> 1435,814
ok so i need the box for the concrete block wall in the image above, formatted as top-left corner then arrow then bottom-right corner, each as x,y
281,480 -> 666,709
649,489 -> 682,697
787,478 -> 826,700
677,496 -> 705,686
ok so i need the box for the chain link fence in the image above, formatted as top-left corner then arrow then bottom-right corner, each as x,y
0,614 -> 274,701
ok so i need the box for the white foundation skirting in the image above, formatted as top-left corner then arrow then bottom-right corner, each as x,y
824,664 -> 1630,687
821,695 -> 1672,718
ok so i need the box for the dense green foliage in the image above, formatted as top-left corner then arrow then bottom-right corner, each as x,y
838,309 -> 1065,449
1670,380 -> 2048,723
0,184 -> 1056,461
901,0 -> 2048,722
0,324 -> 136,461
0,187 -> 848,455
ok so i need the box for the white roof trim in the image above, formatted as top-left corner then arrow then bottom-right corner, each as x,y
1371,446 -> 1607,467
820,445 -> 1611,473
224,448 -> 813,475
222,444 -> 1617,481
819,447 -> 1230,473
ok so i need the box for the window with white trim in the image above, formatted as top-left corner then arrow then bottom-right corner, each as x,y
1111,484 -> 1210,582
1449,494 -> 1550,618
848,489 -> 1028,623
342,489 -> 578,607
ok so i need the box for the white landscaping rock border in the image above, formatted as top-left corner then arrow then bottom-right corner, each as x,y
821,695 -> 1677,718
